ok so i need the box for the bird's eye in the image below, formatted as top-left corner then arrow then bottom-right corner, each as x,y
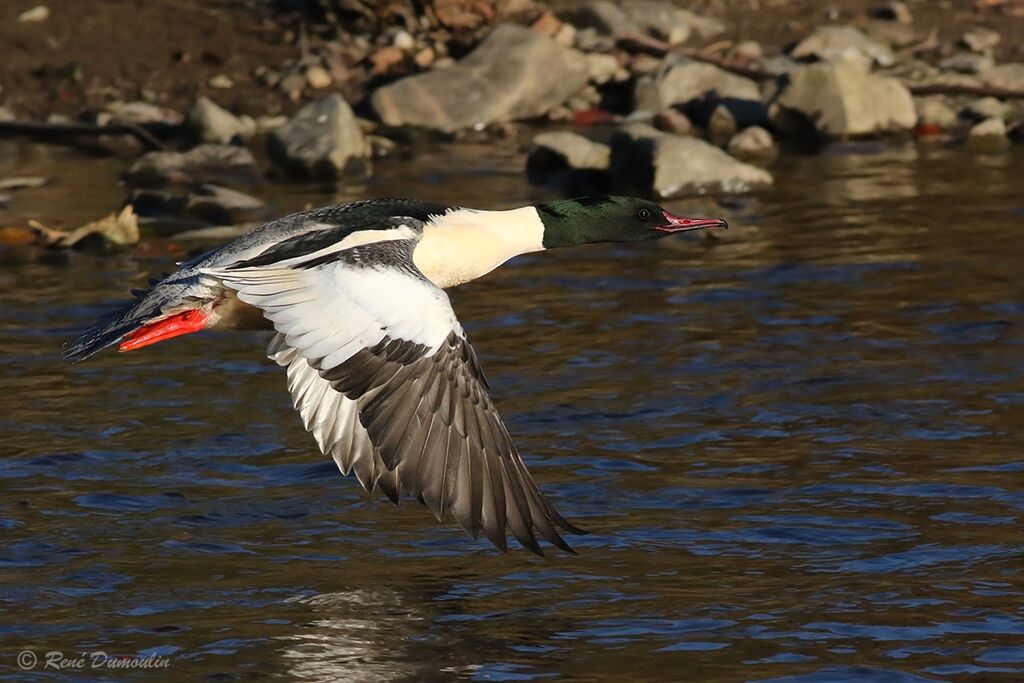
637,208 -> 651,220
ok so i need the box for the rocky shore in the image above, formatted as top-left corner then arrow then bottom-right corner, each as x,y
2,0 -> 1024,247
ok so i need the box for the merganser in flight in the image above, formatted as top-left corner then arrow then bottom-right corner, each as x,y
65,196 -> 726,554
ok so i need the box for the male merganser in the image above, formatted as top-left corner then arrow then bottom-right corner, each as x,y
65,196 -> 726,554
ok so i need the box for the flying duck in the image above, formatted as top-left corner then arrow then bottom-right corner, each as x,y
65,196 -> 727,554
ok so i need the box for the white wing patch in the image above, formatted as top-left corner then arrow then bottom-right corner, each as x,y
203,255 -> 460,369
268,334 -> 397,497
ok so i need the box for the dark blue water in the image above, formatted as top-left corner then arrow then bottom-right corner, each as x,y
1,141 -> 1022,681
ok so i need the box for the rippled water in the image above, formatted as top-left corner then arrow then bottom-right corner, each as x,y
1,140 -> 1022,681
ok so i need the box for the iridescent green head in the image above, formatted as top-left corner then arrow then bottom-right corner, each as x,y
536,196 -> 727,248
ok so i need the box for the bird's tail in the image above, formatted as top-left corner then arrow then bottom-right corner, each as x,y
63,274 -> 211,362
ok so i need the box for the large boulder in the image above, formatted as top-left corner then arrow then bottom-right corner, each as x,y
371,24 -> 588,133
610,124 -> 773,197
771,63 -> 916,139
790,25 -> 896,68
126,144 -> 260,188
267,94 -> 368,180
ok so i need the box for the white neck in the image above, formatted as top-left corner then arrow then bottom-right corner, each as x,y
412,206 -> 546,288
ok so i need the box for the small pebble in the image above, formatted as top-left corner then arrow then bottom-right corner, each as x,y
554,23 -> 576,47
728,126 -> 777,160
257,115 -> 289,132
208,74 -> 234,89
915,96 -> 958,129
654,108 -> 693,136
708,105 -> 738,145
732,40 -> 763,62
870,1 -> 912,24
530,11 -> 561,37
413,47 -> 435,69
305,65 -> 332,90
371,46 -> 404,75
17,5 -> 49,23
393,30 -> 415,51
586,53 -> 620,84
279,73 -> 305,100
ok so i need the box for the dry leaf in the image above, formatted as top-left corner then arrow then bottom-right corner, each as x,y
28,205 -> 140,248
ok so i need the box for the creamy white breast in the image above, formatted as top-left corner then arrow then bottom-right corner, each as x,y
413,207 -> 546,288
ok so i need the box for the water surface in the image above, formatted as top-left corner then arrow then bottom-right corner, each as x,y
1,140 -> 1022,681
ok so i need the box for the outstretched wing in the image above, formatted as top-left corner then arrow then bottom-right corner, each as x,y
204,230 -> 583,553
267,333 -> 403,504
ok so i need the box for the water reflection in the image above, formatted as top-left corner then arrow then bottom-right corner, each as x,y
281,590 -> 428,683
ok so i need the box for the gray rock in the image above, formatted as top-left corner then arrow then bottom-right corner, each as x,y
732,40 -> 764,61
633,76 -> 663,113
965,117 -> 1009,152
962,97 -> 1008,122
566,0 -> 724,43
623,0 -> 723,43
756,55 -> 803,77
107,101 -> 184,127
187,97 -> 254,144
893,60 -> 984,90
940,52 -> 994,75
574,27 -> 615,53
707,105 -> 737,145
727,126 -> 777,160
709,98 -> 770,129
186,184 -> 269,224
268,94 -> 368,180
0,176 -> 48,190
372,24 -> 588,133
915,97 -> 958,129
527,131 -> 612,194
565,1 -> 637,36
654,107 -> 693,135
771,63 -> 916,139
130,184 -> 269,227
982,62 -> 1024,90
961,27 -> 1000,54
790,25 -> 896,68
529,131 -> 611,170
870,1 -> 912,23
586,53 -> 624,84
126,144 -> 260,188
610,123 -> 773,197
865,19 -> 917,48
657,60 -> 761,108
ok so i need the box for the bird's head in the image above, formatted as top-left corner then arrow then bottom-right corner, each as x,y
536,196 -> 727,248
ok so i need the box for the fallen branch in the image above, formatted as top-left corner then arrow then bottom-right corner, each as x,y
906,82 -> 1024,98
0,119 -> 165,150
616,33 -> 776,81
